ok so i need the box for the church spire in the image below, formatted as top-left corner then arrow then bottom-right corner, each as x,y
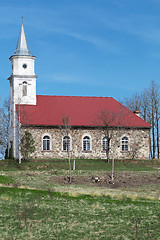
13,19 -> 32,56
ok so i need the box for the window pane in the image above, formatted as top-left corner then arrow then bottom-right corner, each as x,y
43,136 -> 50,150
43,140 -> 47,150
102,137 -> 108,151
83,136 -> 90,151
22,83 -> 27,96
47,140 -> 50,150
63,136 -> 70,151
121,137 -> 128,151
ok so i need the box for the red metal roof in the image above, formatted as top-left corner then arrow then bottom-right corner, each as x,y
16,95 -> 151,128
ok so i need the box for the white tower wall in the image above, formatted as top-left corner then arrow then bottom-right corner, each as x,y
8,22 -> 37,159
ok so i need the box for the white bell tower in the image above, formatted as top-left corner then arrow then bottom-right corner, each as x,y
8,21 -> 38,159
8,22 -> 37,105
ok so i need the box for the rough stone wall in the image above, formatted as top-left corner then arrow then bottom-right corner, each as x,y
21,126 -> 150,160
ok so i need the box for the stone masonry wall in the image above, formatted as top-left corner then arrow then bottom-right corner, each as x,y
21,126 -> 150,160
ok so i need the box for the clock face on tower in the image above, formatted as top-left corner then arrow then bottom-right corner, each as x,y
23,63 -> 27,69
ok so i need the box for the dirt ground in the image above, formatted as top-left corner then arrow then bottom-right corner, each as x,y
49,171 -> 160,188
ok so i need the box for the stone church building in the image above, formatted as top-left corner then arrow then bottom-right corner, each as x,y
8,23 -> 151,160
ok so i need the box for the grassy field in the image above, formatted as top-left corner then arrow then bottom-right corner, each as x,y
0,158 -> 160,239
0,158 -> 160,171
1,187 -> 160,239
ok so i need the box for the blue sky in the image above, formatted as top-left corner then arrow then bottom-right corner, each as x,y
1,0 -> 160,103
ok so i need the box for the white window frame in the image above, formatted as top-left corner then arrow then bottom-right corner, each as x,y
102,136 -> 108,151
82,134 -> 92,151
62,135 -> 72,151
121,135 -> 129,152
42,133 -> 52,151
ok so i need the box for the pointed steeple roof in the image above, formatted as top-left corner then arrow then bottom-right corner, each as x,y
13,21 -> 32,56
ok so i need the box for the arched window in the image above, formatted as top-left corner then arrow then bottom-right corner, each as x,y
22,81 -> 27,96
63,136 -> 71,151
121,136 -> 129,151
102,137 -> 108,151
83,136 -> 90,151
43,135 -> 50,151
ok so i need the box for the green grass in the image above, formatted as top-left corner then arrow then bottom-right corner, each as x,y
0,175 -> 14,184
0,158 -> 160,171
1,158 -> 160,239
0,187 -> 160,240
1,169 -> 160,201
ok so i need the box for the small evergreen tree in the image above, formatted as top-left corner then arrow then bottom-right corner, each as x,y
5,146 -> 14,159
9,147 -> 14,160
21,131 -> 35,161
5,148 -> 8,159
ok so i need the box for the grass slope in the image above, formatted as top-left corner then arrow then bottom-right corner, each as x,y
0,158 -> 160,239
0,158 -> 160,171
1,187 -> 160,240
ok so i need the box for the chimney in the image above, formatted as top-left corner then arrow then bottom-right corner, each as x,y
133,110 -> 140,117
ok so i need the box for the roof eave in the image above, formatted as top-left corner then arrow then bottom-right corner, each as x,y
21,124 -> 151,129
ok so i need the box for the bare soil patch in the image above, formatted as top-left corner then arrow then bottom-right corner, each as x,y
48,172 -> 160,188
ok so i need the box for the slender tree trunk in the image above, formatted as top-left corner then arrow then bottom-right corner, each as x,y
152,126 -> 155,159
106,137 -> 110,163
152,106 -> 155,159
73,159 -> 76,170
106,150 -> 109,163
68,150 -> 71,171
156,118 -> 159,159
67,137 -> 71,182
150,134 -> 152,160
111,157 -> 114,181
18,104 -> 21,164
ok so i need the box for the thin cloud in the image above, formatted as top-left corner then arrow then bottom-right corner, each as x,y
40,74 -> 82,84
91,9 -> 160,44
53,28 -> 122,53
40,73 -> 126,89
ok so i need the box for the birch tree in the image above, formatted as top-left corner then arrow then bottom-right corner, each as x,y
147,81 -> 160,159
121,80 -> 160,159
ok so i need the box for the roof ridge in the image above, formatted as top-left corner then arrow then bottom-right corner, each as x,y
36,95 -> 112,98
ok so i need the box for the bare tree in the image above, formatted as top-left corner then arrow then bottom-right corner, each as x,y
148,81 -> 160,159
140,89 -> 150,122
121,80 -> 160,159
121,93 -> 141,113
0,103 -> 4,157
148,81 -> 156,158
0,97 -> 10,158
61,115 -> 72,171
97,106 -> 126,162
130,139 -> 142,159
16,99 -> 30,163
97,110 -> 117,163
96,106 -> 131,180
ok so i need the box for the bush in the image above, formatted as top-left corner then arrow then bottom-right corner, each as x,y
21,131 -> 35,160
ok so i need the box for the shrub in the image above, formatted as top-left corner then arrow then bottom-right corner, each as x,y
21,131 -> 35,161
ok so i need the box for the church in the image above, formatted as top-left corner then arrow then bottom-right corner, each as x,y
8,23 -> 151,160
